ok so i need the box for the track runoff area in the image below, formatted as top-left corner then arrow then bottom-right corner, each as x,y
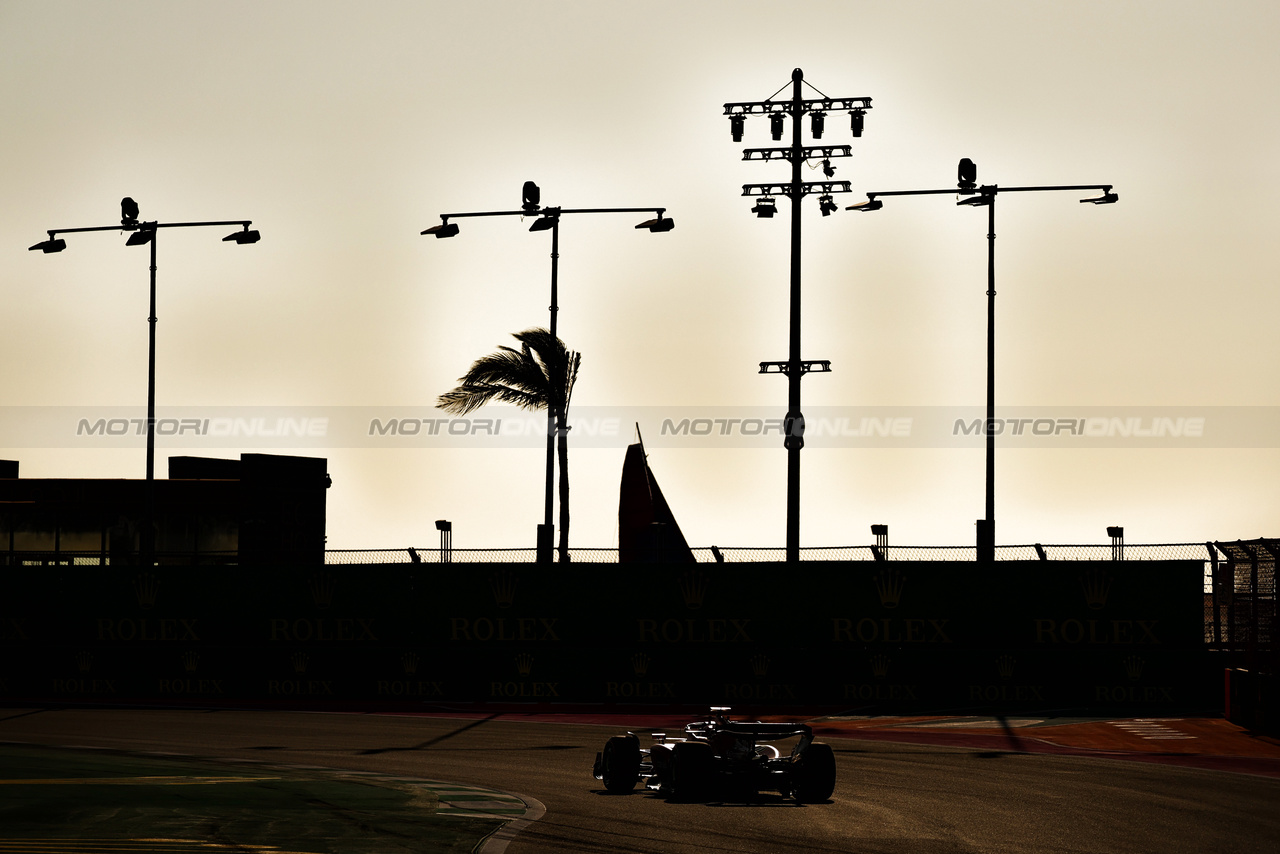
1,706 -> 1278,854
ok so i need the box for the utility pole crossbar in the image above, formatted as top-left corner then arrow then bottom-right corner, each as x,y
742,181 -> 853,197
743,146 -> 854,162
759,360 -> 832,375
724,97 -> 872,115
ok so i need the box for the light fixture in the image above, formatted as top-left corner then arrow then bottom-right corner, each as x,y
222,228 -> 260,244
522,181 -> 541,215
871,523 -> 888,561
635,216 -> 675,233
957,194 -> 990,207
821,159 -> 836,179
752,198 -> 777,218
729,114 -> 745,142
850,109 -> 865,137
121,197 -> 139,227
818,195 -> 838,216
770,113 -> 785,141
1108,525 -> 1124,561
1080,190 -> 1118,205
421,222 -> 459,238
28,237 -> 66,253
810,111 -> 826,139
528,214 -> 558,232
845,198 -> 882,212
957,158 -> 977,191
125,228 -> 155,246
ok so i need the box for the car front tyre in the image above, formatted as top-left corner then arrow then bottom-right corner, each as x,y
601,735 -> 641,793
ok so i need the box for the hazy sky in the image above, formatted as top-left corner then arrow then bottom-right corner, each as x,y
4,1 -> 1278,552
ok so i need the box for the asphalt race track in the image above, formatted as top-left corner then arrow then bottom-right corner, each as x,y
2,708 -> 1278,853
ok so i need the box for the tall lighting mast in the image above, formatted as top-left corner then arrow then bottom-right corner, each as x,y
724,68 -> 872,563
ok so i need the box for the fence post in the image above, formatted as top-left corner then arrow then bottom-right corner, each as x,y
1207,542 -> 1221,646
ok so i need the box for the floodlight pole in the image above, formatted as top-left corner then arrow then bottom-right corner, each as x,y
725,68 -> 872,563
982,194 -> 996,557
146,232 -> 158,488
850,179 -> 1115,563
786,71 -> 804,566
546,216 -> 560,560
30,214 -> 260,566
423,194 -> 672,564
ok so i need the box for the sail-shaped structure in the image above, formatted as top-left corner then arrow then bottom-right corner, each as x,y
618,429 -> 695,563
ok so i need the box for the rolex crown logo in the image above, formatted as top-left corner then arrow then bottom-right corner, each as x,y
182,651 -> 199,673
631,653 -> 651,677
75,651 -> 94,673
514,652 -> 534,677
874,568 -> 905,609
1123,655 -> 1145,681
132,572 -> 159,609
1080,568 -> 1112,610
308,572 -> 337,610
997,655 -> 1017,680
490,570 -> 518,608
291,652 -> 310,674
677,569 -> 710,609
869,654 -> 891,679
749,654 -> 771,678
401,652 -> 419,675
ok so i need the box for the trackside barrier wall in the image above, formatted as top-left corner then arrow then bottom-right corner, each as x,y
0,560 -> 1212,712
1225,668 -> 1278,734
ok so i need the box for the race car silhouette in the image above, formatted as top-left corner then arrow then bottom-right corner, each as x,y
592,708 -> 836,802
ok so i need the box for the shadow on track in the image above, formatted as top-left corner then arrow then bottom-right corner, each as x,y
359,713 -> 502,755
0,708 -> 56,724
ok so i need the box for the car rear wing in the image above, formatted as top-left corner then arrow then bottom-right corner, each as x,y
687,720 -> 813,740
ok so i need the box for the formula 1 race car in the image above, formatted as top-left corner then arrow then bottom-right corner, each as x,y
592,708 -> 836,802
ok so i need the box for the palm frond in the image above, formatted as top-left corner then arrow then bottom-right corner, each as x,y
437,327 -> 580,417
437,382 -> 545,415
456,347 -> 549,397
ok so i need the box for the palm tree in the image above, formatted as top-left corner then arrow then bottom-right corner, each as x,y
437,328 -> 582,561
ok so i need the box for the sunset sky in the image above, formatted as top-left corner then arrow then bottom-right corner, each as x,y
4,1 -> 1278,552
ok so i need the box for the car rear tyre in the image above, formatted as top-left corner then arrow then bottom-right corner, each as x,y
792,742 -> 836,803
671,741 -> 714,801
601,735 -> 641,793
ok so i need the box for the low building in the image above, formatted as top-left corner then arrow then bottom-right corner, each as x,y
0,454 -> 328,566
